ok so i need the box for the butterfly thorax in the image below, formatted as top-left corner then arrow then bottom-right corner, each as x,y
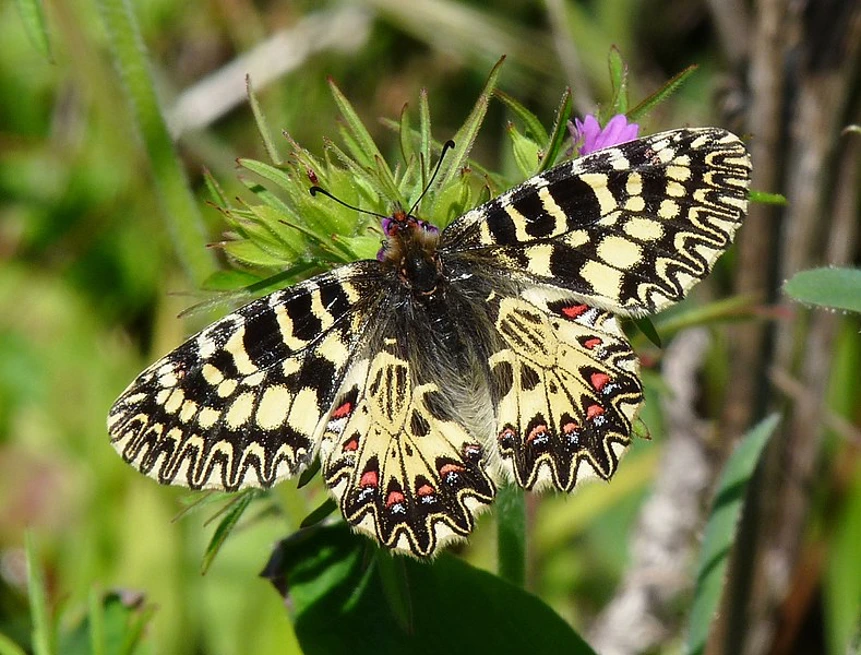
379,209 -> 443,297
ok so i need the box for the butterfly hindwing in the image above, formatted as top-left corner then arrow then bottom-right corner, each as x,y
107,263 -> 381,490
319,341 -> 497,557
442,128 -> 751,316
488,289 -> 643,491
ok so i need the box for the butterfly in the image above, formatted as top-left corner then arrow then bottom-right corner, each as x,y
107,127 -> 751,557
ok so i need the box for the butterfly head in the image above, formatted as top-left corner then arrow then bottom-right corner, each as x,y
378,209 -> 442,297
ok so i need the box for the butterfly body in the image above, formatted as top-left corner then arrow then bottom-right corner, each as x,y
108,127 -> 751,557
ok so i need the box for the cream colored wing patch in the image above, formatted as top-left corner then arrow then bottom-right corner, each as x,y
319,343 -> 497,557
488,291 -> 643,491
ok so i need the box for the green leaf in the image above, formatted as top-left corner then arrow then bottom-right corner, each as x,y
237,158 -> 293,193
200,490 -> 258,574
537,88 -> 573,172
419,88 -> 432,183
784,267 -> 861,313
246,75 -> 282,165
627,64 -> 698,122
506,123 -> 541,180
687,414 -> 780,654
494,89 -> 549,145
26,532 -> 54,655
606,46 -> 628,117
202,167 -> 230,209
299,498 -> 337,528
328,79 -> 399,201
398,103 -> 415,165
200,269 -> 261,292
437,55 -> 505,190
633,316 -> 662,349
262,524 -> 595,654
14,0 -> 52,60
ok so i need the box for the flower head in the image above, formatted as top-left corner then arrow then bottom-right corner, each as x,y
569,114 -> 640,156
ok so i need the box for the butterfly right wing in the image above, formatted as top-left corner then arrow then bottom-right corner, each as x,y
441,128 -> 751,317
107,262 -> 382,491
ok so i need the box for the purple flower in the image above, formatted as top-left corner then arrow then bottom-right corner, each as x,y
569,114 -> 639,156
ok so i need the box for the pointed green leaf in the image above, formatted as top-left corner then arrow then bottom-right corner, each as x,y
687,414 -> 780,654
299,498 -> 338,528
438,55 -> 505,189
607,46 -> 629,117
398,103 -> 415,165
495,89 -> 549,144
419,88 -> 432,182
633,316 -> 662,349
628,64 -> 698,121
201,490 -> 258,574
538,88 -> 573,171
237,158 -> 294,193
246,75 -> 282,165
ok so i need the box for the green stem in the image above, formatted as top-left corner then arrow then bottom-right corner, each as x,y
496,483 -> 527,587
96,0 -> 215,285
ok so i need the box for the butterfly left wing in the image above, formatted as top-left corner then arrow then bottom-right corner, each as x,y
487,288 -> 643,491
318,337 -> 497,557
107,263 -> 382,491
441,127 -> 751,317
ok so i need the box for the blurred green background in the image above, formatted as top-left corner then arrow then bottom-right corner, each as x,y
0,0 -> 858,653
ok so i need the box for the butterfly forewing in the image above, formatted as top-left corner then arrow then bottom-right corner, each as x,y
108,263 -> 382,490
442,128 -> 751,316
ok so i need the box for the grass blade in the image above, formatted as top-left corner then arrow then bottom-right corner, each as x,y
96,0 -> 215,285
26,533 -> 54,655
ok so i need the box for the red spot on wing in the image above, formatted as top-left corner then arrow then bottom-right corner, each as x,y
439,463 -> 464,476
562,421 -> 579,435
342,437 -> 358,452
526,424 -> 549,443
332,401 -> 353,419
385,490 -> 405,507
359,470 -> 378,488
417,484 -> 435,497
561,304 -> 588,319
583,337 -> 602,349
590,372 -> 611,391
586,404 -> 605,419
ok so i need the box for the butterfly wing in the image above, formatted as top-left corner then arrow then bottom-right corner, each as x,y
487,288 -> 643,491
441,127 -> 751,316
318,333 -> 497,557
107,262 -> 383,490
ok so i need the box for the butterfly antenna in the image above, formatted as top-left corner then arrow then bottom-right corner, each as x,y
408,139 -> 456,216
308,186 -> 390,220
